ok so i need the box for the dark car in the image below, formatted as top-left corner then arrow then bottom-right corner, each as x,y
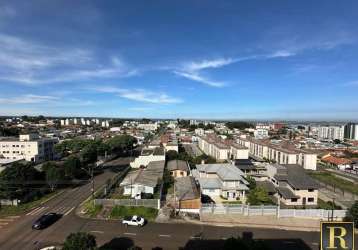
32,213 -> 61,230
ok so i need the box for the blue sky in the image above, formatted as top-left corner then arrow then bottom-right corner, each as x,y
0,0 -> 358,120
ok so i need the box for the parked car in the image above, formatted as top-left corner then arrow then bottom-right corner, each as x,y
32,213 -> 61,230
122,215 -> 145,227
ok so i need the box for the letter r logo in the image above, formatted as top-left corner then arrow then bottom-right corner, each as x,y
321,222 -> 354,250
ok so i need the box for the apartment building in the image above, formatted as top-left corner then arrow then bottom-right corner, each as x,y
197,135 -> 230,161
344,123 -> 358,140
137,123 -> 158,131
318,126 -> 344,141
265,164 -> 319,207
197,135 -> 249,161
236,137 -> 317,170
0,134 -> 58,163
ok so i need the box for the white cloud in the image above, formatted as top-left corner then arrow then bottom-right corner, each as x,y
183,58 -> 235,72
0,94 -> 59,104
0,33 -> 136,85
92,86 -> 182,104
173,71 -> 225,87
174,58 -> 236,87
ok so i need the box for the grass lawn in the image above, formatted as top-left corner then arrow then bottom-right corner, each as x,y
110,205 -> 158,221
308,171 -> 358,195
0,190 -> 61,218
317,198 -> 342,210
84,200 -> 103,218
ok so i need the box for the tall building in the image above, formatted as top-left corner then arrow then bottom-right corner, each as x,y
344,123 -> 358,140
318,126 -> 344,141
0,134 -> 58,163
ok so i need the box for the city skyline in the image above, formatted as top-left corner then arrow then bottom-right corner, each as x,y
1,0 -> 358,120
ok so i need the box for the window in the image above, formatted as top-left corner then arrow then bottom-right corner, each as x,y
291,198 -> 298,202
308,197 -> 314,202
308,189 -> 314,192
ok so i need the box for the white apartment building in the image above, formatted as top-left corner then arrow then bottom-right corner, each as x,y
137,123 -> 158,131
236,137 -> 317,170
344,123 -> 358,140
197,135 -> 249,161
0,134 -> 58,163
256,123 -> 270,130
197,135 -> 230,161
318,126 -> 344,141
254,129 -> 269,139
194,128 -> 205,136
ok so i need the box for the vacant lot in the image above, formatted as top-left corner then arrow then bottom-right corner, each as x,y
308,171 -> 358,195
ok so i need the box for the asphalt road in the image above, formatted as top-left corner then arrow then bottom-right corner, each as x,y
0,167 -> 355,250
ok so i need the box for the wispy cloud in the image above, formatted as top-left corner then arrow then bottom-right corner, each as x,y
343,80 -> 358,87
173,53 -> 295,87
91,86 -> 183,104
0,94 -> 59,104
0,33 -> 137,85
173,58 -> 236,87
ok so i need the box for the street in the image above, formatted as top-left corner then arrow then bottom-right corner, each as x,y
0,168 -> 355,250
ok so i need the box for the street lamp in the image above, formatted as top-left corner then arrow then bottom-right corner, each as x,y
81,165 -> 94,201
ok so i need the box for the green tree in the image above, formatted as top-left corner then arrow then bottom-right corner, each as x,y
246,176 -> 256,190
0,162 -> 43,200
106,135 -> 137,153
247,187 -> 272,205
64,156 -> 82,179
346,201 -> 358,228
43,162 -> 64,191
81,143 -> 98,164
166,150 -> 179,161
62,232 -> 97,250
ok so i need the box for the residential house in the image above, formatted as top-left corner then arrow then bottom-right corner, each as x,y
192,163 -> 249,201
167,160 -> 190,178
265,164 -> 319,207
234,159 -> 267,181
130,147 -> 165,168
321,155 -> 352,170
121,160 -> 165,198
174,176 -> 201,210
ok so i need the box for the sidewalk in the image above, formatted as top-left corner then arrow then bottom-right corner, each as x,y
200,213 -> 322,232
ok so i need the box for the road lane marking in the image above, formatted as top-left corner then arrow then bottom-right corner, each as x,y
26,206 -> 47,216
124,233 -> 137,236
26,207 -> 42,215
90,230 -> 104,234
159,234 -> 171,238
6,216 -> 20,219
0,219 -> 14,222
64,207 -> 75,216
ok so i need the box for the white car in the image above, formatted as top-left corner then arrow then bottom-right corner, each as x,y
122,215 -> 145,227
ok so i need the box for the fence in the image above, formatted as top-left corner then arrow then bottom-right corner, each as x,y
200,204 -> 347,220
0,199 -> 19,206
94,198 -> 160,209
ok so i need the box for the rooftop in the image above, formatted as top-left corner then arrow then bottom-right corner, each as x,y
274,164 -> 319,190
175,176 -> 200,201
167,160 -> 189,172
